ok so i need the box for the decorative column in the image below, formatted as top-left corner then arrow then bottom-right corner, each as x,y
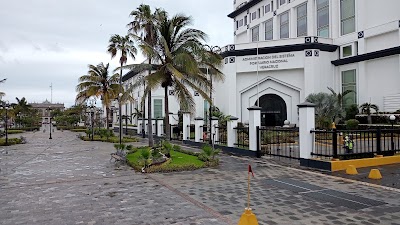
211,117 -> 219,144
298,102 -> 316,159
194,117 -> 204,143
157,118 -> 164,137
227,116 -> 239,147
182,112 -> 191,141
137,119 -> 142,134
248,106 -> 261,151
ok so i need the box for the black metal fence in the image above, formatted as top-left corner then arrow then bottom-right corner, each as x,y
257,126 -> 299,159
200,125 -> 208,142
215,125 -> 227,145
170,124 -> 182,141
311,128 -> 400,160
234,126 -> 249,149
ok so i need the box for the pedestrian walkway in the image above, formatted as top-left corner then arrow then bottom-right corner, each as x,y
0,130 -> 400,224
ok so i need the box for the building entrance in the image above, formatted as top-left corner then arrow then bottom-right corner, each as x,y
255,94 -> 287,126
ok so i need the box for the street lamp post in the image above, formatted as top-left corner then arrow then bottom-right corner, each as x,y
47,106 -> 53,139
390,115 -> 396,151
203,44 -> 221,145
0,102 -> 10,145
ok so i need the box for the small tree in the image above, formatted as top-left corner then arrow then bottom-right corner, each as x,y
345,104 -> 359,120
306,92 -> 342,129
359,102 -> 379,124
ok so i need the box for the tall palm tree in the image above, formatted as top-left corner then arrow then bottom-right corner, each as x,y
75,63 -> 119,131
327,87 -> 354,120
14,97 -> 31,114
0,78 -> 7,99
359,102 -> 379,124
128,4 -> 166,146
122,14 -> 223,140
144,14 -> 222,140
107,34 -> 137,144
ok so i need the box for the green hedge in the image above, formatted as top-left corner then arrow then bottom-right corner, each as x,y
70,129 -> 87,132
6,130 -> 25,134
0,138 -> 23,146
9,127 -> 40,131
80,135 -> 138,143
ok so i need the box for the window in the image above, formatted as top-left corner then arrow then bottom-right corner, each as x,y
280,11 -> 289,39
244,15 -> 248,25
265,3 -> 271,13
252,26 -> 259,42
265,19 -> 273,40
271,0 -> 274,11
239,19 -> 244,27
280,0 -> 286,6
236,21 -> 239,30
342,70 -> 357,107
341,0 -> 355,35
258,8 -> 261,18
316,0 -> 329,38
154,99 -> 162,118
297,3 -> 307,37
342,45 -> 352,57
252,12 -> 257,20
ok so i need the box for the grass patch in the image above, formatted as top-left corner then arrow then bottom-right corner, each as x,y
5,130 -> 25,134
0,138 -> 24,146
80,135 -> 138,143
127,149 -> 205,173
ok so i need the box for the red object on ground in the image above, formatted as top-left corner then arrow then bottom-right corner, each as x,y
248,164 -> 254,177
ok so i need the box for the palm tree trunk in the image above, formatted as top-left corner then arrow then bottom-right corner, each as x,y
147,58 -> 153,147
164,86 -> 170,140
105,107 -> 109,131
119,63 -> 123,145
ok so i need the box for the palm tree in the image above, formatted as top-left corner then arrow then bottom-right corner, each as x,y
306,92 -> 342,129
0,78 -> 7,99
75,63 -> 119,131
128,4 -> 166,146
107,34 -> 137,145
327,87 -> 354,109
359,102 -> 379,124
140,14 -> 222,140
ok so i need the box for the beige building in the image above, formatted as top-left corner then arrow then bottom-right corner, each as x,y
30,100 -> 64,124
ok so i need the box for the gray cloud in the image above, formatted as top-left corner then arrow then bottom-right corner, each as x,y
0,0 -> 233,106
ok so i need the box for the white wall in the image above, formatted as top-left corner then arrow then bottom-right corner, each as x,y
366,31 -> 399,53
364,55 -> 400,111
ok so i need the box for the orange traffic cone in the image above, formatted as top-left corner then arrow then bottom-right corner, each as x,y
238,165 -> 259,225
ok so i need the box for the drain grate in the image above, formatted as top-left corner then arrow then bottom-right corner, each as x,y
264,178 -> 387,210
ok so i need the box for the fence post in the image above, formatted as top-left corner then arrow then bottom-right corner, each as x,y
256,126 -> 261,158
182,112 -> 191,141
137,119 -> 142,135
194,117 -> 204,143
157,118 -> 164,137
376,128 -> 382,155
211,117 -> 218,144
332,129 -> 338,159
248,106 -> 262,151
297,102 -> 315,159
227,116 -> 238,147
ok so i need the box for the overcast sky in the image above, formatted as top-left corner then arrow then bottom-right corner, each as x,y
0,0 -> 233,107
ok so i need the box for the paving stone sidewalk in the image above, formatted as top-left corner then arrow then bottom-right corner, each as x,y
1,130 -> 400,225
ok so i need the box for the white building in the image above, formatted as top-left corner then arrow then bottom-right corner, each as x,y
118,0 -> 400,129
214,0 -> 400,126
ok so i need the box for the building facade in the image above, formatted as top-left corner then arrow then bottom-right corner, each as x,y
215,0 -> 400,126
30,100 -> 65,124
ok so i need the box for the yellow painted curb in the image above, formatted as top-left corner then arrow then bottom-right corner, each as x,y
346,165 -> 358,175
331,155 -> 400,171
368,169 -> 382,180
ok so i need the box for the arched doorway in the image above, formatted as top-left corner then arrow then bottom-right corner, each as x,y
255,94 -> 287,126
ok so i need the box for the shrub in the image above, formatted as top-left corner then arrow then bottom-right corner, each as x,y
199,144 -> 220,162
345,104 -> 359,120
7,130 -> 24,134
346,119 -> 360,129
70,129 -> 87,132
0,138 -> 23,146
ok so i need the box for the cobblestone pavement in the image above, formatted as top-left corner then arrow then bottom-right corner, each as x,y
1,130 -> 400,225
